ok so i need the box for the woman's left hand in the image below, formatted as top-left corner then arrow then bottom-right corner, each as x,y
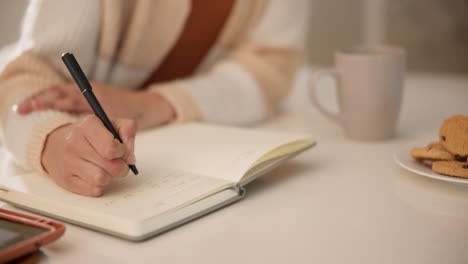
17,82 -> 175,130
17,83 -> 134,117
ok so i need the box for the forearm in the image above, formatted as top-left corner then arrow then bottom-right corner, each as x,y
2,106 -> 76,172
0,52 -> 76,171
0,0 -> 101,171
148,52 -> 297,126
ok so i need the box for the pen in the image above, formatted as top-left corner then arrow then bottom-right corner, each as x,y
61,52 -> 139,175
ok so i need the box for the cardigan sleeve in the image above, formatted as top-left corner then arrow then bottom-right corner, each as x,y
150,0 -> 309,125
0,0 -> 101,172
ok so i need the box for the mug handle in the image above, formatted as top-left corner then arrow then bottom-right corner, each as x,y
308,70 -> 343,124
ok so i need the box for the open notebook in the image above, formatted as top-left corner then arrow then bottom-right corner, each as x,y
0,123 -> 315,241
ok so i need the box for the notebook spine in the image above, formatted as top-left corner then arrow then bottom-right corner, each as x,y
232,184 -> 246,198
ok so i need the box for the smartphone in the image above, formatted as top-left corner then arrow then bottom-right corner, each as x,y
0,208 -> 65,263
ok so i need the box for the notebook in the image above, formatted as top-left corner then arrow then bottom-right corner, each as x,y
0,123 -> 315,241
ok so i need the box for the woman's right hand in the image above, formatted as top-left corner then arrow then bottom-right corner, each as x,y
41,115 -> 137,197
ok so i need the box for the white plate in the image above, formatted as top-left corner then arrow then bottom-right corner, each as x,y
393,146 -> 468,185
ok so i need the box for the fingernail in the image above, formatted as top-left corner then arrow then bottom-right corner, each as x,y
14,103 -> 29,115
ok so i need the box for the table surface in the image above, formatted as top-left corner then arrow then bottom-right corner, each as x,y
1,71 -> 468,264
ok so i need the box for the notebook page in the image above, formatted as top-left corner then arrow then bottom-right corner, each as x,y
135,123 -> 314,183
0,161 -> 232,223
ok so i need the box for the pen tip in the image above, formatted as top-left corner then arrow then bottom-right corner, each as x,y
129,164 -> 139,175
61,52 -> 72,58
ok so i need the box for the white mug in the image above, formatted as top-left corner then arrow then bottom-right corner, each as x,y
309,45 -> 406,141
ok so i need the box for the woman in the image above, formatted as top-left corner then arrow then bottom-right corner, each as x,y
0,0 -> 308,196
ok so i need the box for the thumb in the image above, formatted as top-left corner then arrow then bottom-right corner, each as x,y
112,118 -> 137,164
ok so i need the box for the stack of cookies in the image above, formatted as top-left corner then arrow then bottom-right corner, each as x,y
411,115 -> 468,178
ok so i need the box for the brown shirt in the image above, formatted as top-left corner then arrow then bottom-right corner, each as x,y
141,0 -> 235,87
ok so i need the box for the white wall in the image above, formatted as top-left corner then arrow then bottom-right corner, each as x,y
306,0 -> 468,73
0,0 -> 28,47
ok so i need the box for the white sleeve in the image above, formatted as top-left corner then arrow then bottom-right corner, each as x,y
0,0 -> 100,171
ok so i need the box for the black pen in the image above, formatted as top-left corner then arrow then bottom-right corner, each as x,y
61,52 -> 139,175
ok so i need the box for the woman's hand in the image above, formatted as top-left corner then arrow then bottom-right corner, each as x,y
17,83 -> 175,130
42,115 -> 136,197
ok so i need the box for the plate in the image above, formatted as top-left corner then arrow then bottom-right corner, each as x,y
393,146 -> 468,185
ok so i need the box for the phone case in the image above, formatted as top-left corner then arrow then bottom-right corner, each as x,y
0,208 -> 65,263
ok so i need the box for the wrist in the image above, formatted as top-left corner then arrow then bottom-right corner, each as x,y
133,91 -> 176,129
41,124 -> 71,173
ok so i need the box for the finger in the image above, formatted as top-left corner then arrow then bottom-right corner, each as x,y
66,125 -> 129,178
57,174 -> 104,197
102,158 -> 129,178
48,85 -> 69,97
16,94 -> 41,115
79,144 -> 129,178
18,87 -> 63,113
78,116 -> 128,160
16,98 -> 33,114
32,86 -> 66,110
126,138 -> 136,164
52,97 -> 90,113
112,119 -> 137,164
73,159 -> 112,187
47,85 -> 90,113
60,83 -> 82,96
16,86 -> 78,114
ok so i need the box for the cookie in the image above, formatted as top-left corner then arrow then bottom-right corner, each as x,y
410,142 -> 454,161
439,115 -> 468,157
432,161 -> 468,178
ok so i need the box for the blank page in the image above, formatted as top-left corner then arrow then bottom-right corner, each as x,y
135,123 -> 314,183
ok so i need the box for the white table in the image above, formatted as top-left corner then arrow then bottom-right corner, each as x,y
1,72 -> 468,264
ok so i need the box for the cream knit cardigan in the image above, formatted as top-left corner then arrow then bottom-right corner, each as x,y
0,0 -> 308,174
